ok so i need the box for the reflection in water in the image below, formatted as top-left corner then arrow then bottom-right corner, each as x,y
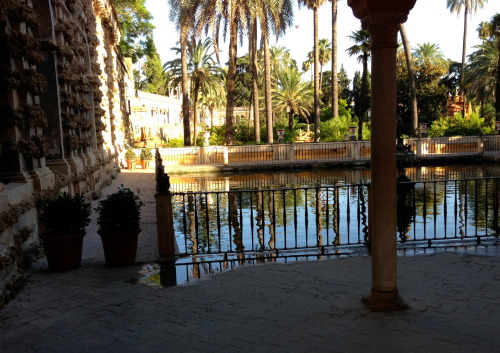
152,164 -> 500,286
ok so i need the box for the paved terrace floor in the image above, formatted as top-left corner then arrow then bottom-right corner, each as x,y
1,170 -> 499,353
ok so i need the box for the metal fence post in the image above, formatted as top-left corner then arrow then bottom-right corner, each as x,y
155,148 -> 176,262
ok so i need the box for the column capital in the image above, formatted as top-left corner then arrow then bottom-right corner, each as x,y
347,0 -> 416,23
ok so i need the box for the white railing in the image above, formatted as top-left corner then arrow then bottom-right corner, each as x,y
146,135 -> 500,167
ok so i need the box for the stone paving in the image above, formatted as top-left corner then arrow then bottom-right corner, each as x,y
1,170 -> 499,353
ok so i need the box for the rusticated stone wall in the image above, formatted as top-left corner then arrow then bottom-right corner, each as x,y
0,0 -> 132,307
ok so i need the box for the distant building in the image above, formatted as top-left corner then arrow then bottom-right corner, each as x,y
128,89 -> 254,146
128,90 -> 183,146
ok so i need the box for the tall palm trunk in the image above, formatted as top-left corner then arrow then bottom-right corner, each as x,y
399,24 -> 418,134
313,8 -> 320,141
250,19 -> 261,143
460,3 -> 469,118
331,0 -> 338,119
180,30 -> 191,146
225,11 -> 238,145
264,35 -> 273,143
192,82 -> 200,145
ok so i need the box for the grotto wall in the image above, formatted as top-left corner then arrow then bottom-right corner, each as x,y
0,0 -> 133,307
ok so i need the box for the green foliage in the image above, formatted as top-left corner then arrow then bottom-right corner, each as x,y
319,114 -> 358,142
235,55 -> 251,106
138,39 -> 166,93
428,113 -> 495,137
42,193 -> 91,236
207,126 -> 226,146
125,149 -> 137,161
95,185 -> 144,233
139,147 -> 153,160
165,138 -> 184,147
114,0 -> 155,63
204,123 -> 256,145
317,99 -> 371,141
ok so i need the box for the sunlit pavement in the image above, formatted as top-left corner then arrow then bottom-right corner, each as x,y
1,169 -> 499,353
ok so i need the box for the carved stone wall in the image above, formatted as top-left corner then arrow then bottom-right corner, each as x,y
0,0 -> 132,308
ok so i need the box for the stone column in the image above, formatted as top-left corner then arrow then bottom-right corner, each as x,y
348,0 -> 416,311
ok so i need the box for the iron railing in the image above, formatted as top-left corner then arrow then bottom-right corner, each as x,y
168,177 -> 500,261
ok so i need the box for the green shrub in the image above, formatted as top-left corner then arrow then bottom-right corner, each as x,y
124,149 -> 137,161
95,185 -> 144,233
139,147 -> 153,160
428,113 -> 495,137
42,193 -> 91,236
165,138 -> 184,147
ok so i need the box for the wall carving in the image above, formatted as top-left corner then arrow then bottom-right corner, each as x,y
0,0 -> 132,308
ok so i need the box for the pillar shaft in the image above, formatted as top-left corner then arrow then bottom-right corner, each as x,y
370,20 -> 399,293
348,0 -> 417,311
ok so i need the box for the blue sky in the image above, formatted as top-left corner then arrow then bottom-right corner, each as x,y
147,0 -> 499,78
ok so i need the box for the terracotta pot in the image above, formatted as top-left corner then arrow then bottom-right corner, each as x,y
40,232 -> 85,271
126,160 -> 136,170
140,160 -> 149,169
98,229 -> 141,266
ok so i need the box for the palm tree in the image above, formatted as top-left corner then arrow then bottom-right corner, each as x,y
199,86 -> 226,128
330,0 -> 339,119
399,24 -> 418,134
347,28 -> 370,140
298,0 -> 327,141
413,43 -> 449,71
199,0 -> 250,145
168,0 -> 201,146
477,21 -> 491,42
465,40 -> 498,108
468,13 -> 500,119
318,38 -> 332,89
447,0 -> 488,117
273,67 -> 314,130
164,38 -> 225,145
302,51 -> 314,81
257,2 -> 293,144
270,46 -> 293,75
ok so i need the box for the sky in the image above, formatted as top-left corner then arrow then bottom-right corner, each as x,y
146,0 -> 499,79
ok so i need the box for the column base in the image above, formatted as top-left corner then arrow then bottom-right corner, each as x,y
363,288 -> 408,312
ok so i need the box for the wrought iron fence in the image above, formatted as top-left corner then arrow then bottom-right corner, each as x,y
168,177 -> 500,261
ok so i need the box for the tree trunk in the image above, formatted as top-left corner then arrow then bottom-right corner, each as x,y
460,4 -> 468,118
250,19 -> 261,143
264,35 -> 273,143
359,53 -> 369,140
288,110 -> 294,131
331,0 -> 339,119
399,24 -> 418,134
225,11 -> 237,145
313,8 -> 320,141
192,82 -> 200,146
180,30 -> 191,146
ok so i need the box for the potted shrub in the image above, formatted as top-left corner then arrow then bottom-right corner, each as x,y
40,192 -> 91,270
139,147 -> 153,169
124,149 -> 137,170
95,185 -> 144,266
